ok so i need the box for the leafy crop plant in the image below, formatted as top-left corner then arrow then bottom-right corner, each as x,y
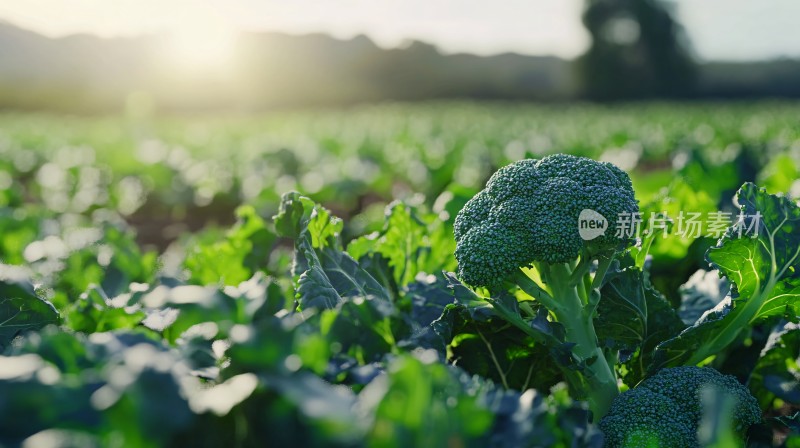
451,154 -> 795,441
453,154 -> 639,417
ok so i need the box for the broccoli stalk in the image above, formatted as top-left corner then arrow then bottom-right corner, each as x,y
453,154 -> 640,418
523,258 -> 619,417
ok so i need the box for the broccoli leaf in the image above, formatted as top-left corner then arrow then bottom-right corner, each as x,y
626,284 -> 687,383
596,265 -> 649,353
439,272 -> 582,391
652,183 -> 800,369
65,284 -> 145,334
749,322 -> 800,408
395,273 -> 456,353
317,296 -> 398,363
746,412 -> 800,448
347,201 -> 456,287
0,266 -> 60,349
637,180 -> 716,262
184,205 -> 275,286
275,192 -> 390,310
678,269 -> 729,325
595,261 -> 685,384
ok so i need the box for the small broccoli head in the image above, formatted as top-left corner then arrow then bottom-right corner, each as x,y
599,367 -> 761,448
637,366 -> 762,434
599,388 -> 697,448
454,154 -> 638,289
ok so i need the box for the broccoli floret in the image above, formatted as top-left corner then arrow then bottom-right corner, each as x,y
599,367 -> 761,447
599,388 -> 697,448
454,154 -> 638,288
637,366 -> 762,434
453,154 -> 639,418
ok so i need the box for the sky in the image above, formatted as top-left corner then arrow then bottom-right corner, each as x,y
0,0 -> 798,61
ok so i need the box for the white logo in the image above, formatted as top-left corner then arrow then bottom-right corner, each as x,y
578,209 -> 607,240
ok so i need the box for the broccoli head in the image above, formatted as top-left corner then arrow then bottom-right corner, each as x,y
599,366 -> 761,448
452,154 -> 639,418
599,388 -> 697,448
454,154 -> 638,289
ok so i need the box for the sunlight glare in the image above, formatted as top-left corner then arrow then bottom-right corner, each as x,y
164,17 -> 237,75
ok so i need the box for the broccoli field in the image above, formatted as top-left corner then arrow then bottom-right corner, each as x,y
1,101 -> 799,447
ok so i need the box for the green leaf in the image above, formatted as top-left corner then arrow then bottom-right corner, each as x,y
223,315 -> 297,375
749,322 -> 800,408
626,284 -> 686,383
263,371 -> 360,434
439,272 -> 579,391
596,265 -> 648,352
356,253 -> 400,302
184,205 -> 275,286
678,269 -> 729,325
407,279 -> 451,328
595,261 -> 685,385
361,355 -> 493,448
298,246 -> 390,310
318,296 -> 397,363
65,285 -> 145,334
347,202 -> 456,286
274,192 -> 390,310
140,274 -> 282,343
0,265 -> 60,349
50,225 -> 158,300
8,326 -> 92,374
713,184 -> 800,292
0,208 -> 40,265
443,305 -> 565,392
653,183 -> 800,369
0,330 -> 193,446
757,154 -> 800,195
274,192 -> 340,250
0,356 -> 100,442
639,180 -> 717,261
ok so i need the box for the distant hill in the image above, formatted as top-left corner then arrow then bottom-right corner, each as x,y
699,59 -> 800,99
0,21 -> 798,111
0,21 -> 573,111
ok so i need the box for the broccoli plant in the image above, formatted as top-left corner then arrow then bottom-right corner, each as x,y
652,183 -> 800,369
453,154 -> 639,417
599,366 -> 761,448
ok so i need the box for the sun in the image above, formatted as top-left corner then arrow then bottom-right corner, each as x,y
164,19 -> 238,75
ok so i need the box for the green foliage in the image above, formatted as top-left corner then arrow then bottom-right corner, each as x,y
2,105 -> 800,446
65,285 -> 144,333
275,191 -> 390,310
595,259 -> 686,386
437,274 -> 573,392
55,225 -> 158,299
749,323 -> 800,409
184,205 -> 275,286
0,266 -> 59,349
348,201 -> 456,287
363,355 -> 493,447
652,183 -> 800,369
757,154 -> 800,195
